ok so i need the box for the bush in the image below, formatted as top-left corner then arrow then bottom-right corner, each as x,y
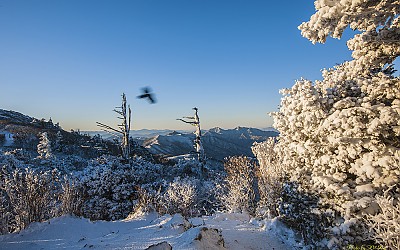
60,177 -> 84,216
221,156 -> 256,215
279,182 -> 336,247
79,156 -> 138,220
163,177 -> 197,217
1,168 -> 61,233
252,138 -> 284,218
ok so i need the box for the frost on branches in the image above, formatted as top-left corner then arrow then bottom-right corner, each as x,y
37,132 -> 53,159
222,156 -> 256,215
271,0 -> 400,248
163,177 -> 197,217
367,195 -> 400,249
252,138 -> 284,218
299,0 -> 400,73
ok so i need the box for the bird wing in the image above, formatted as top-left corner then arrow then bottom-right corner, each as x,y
148,94 -> 156,104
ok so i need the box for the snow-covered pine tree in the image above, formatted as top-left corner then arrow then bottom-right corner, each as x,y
37,132 -> 53,159
270,0 -> 400,247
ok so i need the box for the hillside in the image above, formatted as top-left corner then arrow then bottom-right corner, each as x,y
0,109 -> 153,160
0,109 -> 36,125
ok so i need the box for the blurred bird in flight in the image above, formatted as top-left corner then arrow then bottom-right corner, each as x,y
137,87 -> 156,104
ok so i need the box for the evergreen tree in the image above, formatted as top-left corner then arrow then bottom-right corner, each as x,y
37,132 -> 52,159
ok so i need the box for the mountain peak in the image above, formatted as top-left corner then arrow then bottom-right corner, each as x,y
208,127 -> 224,134
234,126 -> 249,131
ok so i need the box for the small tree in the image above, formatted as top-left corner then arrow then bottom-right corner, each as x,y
222,156 -> 256,215
177,107 -> 205,162
252,138 -> 284,218
97,93 -> 131,160
37,132 -> 52,159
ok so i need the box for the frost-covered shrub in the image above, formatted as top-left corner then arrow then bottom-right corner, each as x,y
77,155 -> 166,220
165,158 -> 205,179
60,177 -> 84,216
127,157 -> 224,218
367,195 -> 400,250
279,182 -> 335,247
0,149 -> 33,171
1,168 -> 60,233
252,138 -> 284,218
221,156 -> 256,215
163,177 -> 197,217
131,157 -> 164,185
129,186 -> 164,218
132,174 -> 222,218
0,167 -> 14,234
3,148 -> 35,163
195,179 -> 224,216
79,156 -> 138,220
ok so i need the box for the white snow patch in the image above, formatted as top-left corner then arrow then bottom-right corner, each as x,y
0,213 -> 296,250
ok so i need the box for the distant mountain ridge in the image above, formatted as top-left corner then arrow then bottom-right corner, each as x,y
85,129 -> 188,140
143,126 -> 279,161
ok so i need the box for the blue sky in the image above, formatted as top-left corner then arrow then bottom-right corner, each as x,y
0,0 -> 354,130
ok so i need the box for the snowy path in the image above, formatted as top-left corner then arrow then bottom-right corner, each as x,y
193,213 -> 290,250
0,213 -> 296,250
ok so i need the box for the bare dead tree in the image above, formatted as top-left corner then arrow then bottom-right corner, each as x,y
97,93 -> 131,160
177,107 -> 205,162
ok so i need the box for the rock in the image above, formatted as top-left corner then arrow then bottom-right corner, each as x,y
194,227 -> 226,249
145,241 -> 172,250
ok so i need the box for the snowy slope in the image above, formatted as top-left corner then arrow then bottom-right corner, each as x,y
0,213 -> 300,250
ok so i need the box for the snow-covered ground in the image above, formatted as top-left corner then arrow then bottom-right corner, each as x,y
0,213 -> 301,249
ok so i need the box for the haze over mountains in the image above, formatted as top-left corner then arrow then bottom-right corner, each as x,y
86,127 -> 278,161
